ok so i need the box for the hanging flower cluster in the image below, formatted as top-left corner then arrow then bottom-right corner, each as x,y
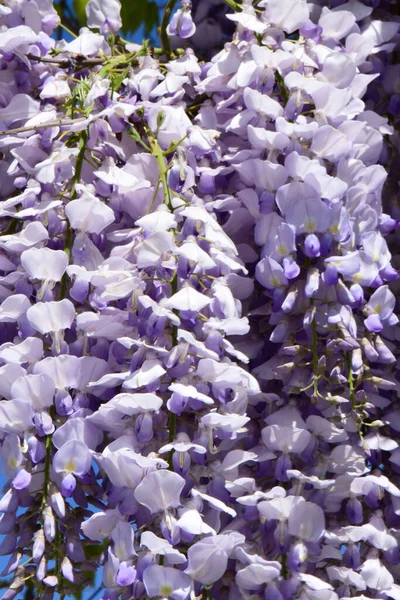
0,0 -> 399,599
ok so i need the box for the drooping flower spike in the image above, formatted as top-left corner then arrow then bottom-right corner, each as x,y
0,0 -> 399,599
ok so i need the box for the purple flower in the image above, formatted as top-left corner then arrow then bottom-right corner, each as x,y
0,0 -> 399,597
167,8 -> 196,39
134,470 -> 185,514
364,285 -> 398,332
143,565 -> 191,600
86,0 -> 122,35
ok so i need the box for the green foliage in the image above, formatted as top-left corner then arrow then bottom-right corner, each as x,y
84,543 -> 107,559
121,0 -> 159,37
70,0 -> 160,38
72,0 -> 88,27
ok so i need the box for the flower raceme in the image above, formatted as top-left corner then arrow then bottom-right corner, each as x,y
0,0 -> 399,599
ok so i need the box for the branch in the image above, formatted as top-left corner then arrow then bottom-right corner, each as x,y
0,117 -> 87,137
87,586 -> 102,600
26,53 -> 105,69
159,0 -> 179,59
25,44 -> 173,77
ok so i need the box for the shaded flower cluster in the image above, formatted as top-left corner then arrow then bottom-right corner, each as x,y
0,0 -> 399,599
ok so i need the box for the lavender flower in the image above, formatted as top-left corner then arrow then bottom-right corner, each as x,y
0,0 -> 399,598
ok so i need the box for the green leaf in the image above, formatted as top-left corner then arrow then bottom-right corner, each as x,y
120,0 -> 145,35
84,543 -> 106,559
120,0 -> 159,36
72,0 -> 89,27
144,1 -> 159,37
112,63 -> 133,93
63,0 -> 160,38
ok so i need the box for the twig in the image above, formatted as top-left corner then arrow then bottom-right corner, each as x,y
0,117 -> 87,137
160,0 -> 179,59
26,53 -> 105,69
26,46 -> 169,74
87,586 -> 102,600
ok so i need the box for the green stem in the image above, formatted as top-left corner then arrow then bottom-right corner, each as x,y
147,178 -> 161,214
160,0 -> 179,59
152,139 -> 172,211
347,352 -> 366,442
150,136 -> 180,464
55,527 -> 61,577
41,435 -> 52,510
281,553 -> 288,579
71,130 -> 88,199
275,71 -> 289,106
223,0 -> 242,11
60,130 -> 88,299
311,315 -> 319,398
170,272 -> 179,347
2,218 -> 19,235
59,21 -> 78,38
186,93 -> 209,117
347,353 -> 355,409
168,414 -> 177,444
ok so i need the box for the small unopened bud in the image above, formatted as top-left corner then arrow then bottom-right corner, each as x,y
62,556 -> 74,583
282,345 -> 302,356
317,355 -> 326,374
43,506 -> 55,542
43,575 -> 58,587
129,127 -> 141,142
368,420 -> 385,428
33,529 -> 45,563
274,362 -> 295,374
49,485 -> 65,518
37,556 -> 47,582
156,110 -> 166,130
